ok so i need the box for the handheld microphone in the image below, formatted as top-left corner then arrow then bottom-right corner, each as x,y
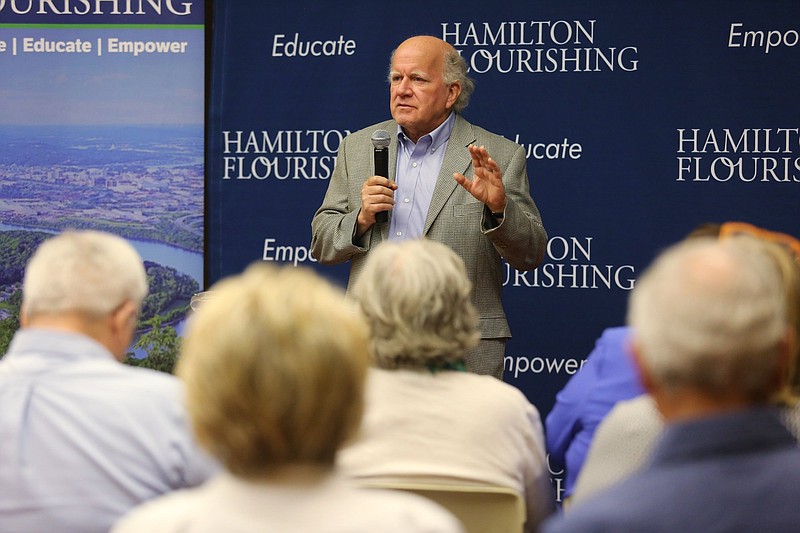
371,129 -> 391,224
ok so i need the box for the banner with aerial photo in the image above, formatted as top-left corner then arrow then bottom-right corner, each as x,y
0,1 -> 205,371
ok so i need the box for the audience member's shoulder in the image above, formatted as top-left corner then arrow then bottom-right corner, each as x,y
593,395 -> 662,456
597,326 -> 630,345
613,395 -> 659,421
589,326 -> 637,375
107,362 -> 185,401
459,372 -> 538,409
586,327 -> 631,363
113,483 -> 464,533
118,362 -> 180,384
110,487 -> 198,533
356,487 -> 465,533
542,507 -> 626,533
542,483 -> 650,533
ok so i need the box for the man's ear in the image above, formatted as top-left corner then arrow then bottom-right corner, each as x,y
107,300 -> 139,362
110,300 -> 138,335
446,81 -> 461,110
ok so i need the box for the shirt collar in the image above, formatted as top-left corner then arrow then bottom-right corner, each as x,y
396,112 -> 456,152
650,407 -> 794,467
3,328 -> 116,368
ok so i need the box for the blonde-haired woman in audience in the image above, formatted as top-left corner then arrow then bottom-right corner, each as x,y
112,263 -> 463,533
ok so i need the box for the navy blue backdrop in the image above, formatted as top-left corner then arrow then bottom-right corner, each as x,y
207,1 -> 800,456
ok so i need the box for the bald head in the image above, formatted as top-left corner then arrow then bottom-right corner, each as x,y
388,35 -> 474,141
397,35 -> 456,58
628,237 -> 789,404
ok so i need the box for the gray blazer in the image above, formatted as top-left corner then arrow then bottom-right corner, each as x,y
311,114 -> 547,340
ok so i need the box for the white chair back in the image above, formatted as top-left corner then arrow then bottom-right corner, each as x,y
361,481 -> 525,533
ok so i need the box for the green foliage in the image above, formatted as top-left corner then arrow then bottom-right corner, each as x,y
0,230 -> 199,370
0,231 -> 51,285
127,315 -> 182,374
0,314 -> 21,360
140,261 -> 199,322
0,232 -> 44,360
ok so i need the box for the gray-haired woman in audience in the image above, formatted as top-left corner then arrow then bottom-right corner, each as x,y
338,239 -> 556,532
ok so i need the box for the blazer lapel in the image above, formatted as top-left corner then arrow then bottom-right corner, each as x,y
424,114 -> 476,235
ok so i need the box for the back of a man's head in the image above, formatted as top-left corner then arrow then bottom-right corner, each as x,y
22,230 -> 147,319
0,231 -> 214,533
628,237 -> 789,405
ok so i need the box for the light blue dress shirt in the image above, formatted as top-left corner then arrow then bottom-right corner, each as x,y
0,329 -> 215,533
389,112 -> 455,240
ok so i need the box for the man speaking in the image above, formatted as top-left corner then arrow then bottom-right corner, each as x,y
311,35 -> 547,378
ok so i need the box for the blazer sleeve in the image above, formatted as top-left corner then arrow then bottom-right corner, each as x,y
310,133 -> 376,265
481,143 -> 547,272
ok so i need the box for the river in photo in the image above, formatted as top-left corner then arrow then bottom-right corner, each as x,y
0,223 -> 203,286
0,224 -> 200,354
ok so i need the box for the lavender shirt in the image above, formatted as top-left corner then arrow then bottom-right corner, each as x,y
389,112 -> 455,241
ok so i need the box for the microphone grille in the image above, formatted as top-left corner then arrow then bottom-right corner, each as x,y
371,129 -> 391,148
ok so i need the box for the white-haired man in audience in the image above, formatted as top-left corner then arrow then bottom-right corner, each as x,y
543,237 -> 800,532
0,230 -> 214,533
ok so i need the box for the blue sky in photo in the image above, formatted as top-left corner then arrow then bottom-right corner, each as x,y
0,27 -> 204,125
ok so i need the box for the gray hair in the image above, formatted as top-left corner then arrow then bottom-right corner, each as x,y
352,239 -> 479,369
22,230 -> 147,318
628,237 -> 788,402
443,47 -> 474,113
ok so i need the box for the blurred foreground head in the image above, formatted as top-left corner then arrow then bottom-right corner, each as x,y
353,239 -> 479,370
719,222 -> 800,397
628,237 -> 791,406
178,263 -> 370,478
